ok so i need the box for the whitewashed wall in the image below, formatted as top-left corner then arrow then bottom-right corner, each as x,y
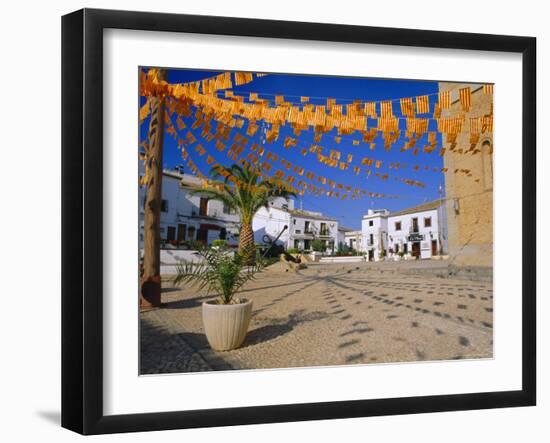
388,208 -> 441,259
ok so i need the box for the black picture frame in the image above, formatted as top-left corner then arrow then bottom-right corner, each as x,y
62,8 -> 536,435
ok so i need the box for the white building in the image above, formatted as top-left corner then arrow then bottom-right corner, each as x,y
138,169 -> 241,247
337,226 -> 362,251
344,230 -> 363,251
361,201 -> 448,261
361,209 -> 390,261
253,205 -> 339,253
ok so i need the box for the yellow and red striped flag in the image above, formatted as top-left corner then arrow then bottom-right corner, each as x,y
483,84 -> 494,95
381,100 -> 393,118
459,87 -> 471,112
416,95 -> 430,114
400,97 -> 415,117
438,90 -> 451,110
364,102 -> 377,118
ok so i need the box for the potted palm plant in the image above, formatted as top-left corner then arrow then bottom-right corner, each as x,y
173,246 -> 265,351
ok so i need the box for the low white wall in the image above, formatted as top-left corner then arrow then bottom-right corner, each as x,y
152,249 -> 204,275
319,256 -> 365,264
160,249 -> 203,264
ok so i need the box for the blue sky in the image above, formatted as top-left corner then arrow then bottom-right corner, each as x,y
140,68 -> 445,230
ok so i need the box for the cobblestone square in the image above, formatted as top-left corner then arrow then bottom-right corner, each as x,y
140,261 -> 493,374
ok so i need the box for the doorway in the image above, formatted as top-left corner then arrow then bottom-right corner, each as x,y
166,226 -> 176,241
431,240 -> 438,256
177,224 -> 186,242
196,228 -> 208,244
368,250 -> 374,262
412,242 -> 421,258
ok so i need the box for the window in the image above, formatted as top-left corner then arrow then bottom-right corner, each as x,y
369,233 -> 374,245
369,220 -> 374,227
395,221 -> 402,231
412,217 -> 419,232
304,221 -> 312,233
161,199 -> 169,213
294,239 -> 299,249
220,228 -> 227,240
395,244 -> 399,253
424,217 -> 432,228
404,243 -> 408,254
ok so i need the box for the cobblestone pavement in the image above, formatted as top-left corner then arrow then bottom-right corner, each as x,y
140,261 -> 493,374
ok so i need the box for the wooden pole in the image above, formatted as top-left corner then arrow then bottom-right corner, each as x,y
140,69 -> 167,309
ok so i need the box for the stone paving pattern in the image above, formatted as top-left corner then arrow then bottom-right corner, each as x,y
140,261 -> 493,374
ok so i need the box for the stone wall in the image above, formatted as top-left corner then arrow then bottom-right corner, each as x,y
439,82 -> 493,267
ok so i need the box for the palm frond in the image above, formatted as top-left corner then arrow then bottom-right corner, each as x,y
173,246 -> 265,304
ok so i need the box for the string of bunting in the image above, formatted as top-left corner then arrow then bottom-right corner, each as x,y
179,119 -> 398,199
141,71 -> 488,190
140,70 -> 493,142
178,105 -> 436,189
139,68 -> 268,124
168,111 -> 399,200
143,81 -> 491,164
178,101 -> 479,184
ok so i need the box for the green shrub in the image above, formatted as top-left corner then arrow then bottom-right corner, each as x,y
287,247 -> 300,254
211,239 -> 228,248
186,239 -> 203,250
311,239 -> 327,252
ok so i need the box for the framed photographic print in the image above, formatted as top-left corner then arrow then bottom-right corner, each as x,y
61,8 -> 536,435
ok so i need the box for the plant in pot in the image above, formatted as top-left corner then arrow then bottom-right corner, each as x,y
173,245 -> 265,351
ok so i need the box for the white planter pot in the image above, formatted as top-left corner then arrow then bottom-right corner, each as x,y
202,299 -> 253,351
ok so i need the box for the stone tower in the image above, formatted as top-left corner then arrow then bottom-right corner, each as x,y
439,82 -> 493,267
